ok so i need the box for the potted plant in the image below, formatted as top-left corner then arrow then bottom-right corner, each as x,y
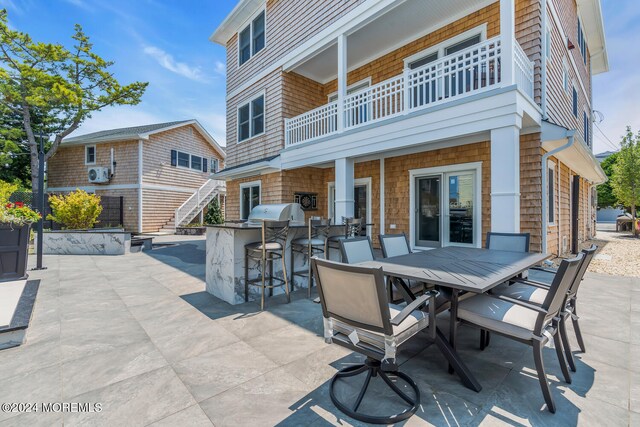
0,182 -> 41,281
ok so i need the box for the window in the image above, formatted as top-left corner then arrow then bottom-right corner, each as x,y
211,158 -> 219,173
171,150 -> 207,172
444,34 -> 481,55
240,181 -> 261,220
404,26 -> 485,70
548,162 -> 556,224
572,86 -> 578,117
328,79 -> 371,102
237,94 -> 265,142
562,58 -> 570,93
577,18 -> 587,65
190,155 -> 202,171
85,145 -> 96,165
583,110 -> 590,147
238,11 -> 266,66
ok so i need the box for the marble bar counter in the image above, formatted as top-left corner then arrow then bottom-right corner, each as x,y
205,222 -> 345,305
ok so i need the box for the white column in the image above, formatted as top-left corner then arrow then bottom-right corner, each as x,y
490,126 -> 520,232
337,34 -> 347,132
500,0 -> 515,86
334,157 -> 355,220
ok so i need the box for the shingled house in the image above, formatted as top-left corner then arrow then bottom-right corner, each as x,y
47,120 -> 226,233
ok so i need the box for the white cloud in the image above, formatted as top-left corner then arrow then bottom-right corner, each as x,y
143,45 -> 209,83
214,61 -> 226,76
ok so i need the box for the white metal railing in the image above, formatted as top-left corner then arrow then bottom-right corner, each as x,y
285,101 -> 338,146
174,179 -> 225,227
514,40 -> 535,98
285,36 -> 534,147
344,75 -> 404,128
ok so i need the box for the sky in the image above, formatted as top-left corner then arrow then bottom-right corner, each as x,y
1,0 -> 638,154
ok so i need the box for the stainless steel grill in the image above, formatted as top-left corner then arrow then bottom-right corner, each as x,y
247,203 -> 305,226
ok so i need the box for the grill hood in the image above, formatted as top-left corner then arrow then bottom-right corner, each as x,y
247,203 -> 305,226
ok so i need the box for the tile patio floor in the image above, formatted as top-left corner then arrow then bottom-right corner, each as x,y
0,236 -> 637,426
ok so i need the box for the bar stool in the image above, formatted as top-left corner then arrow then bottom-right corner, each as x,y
291,217 -> 331,297
244,220 -> 290,311
325,217 -> 364,261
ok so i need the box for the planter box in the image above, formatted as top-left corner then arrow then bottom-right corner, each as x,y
38,229 -> 131,255
0,223 -> 31,282
175,226 -> 207,236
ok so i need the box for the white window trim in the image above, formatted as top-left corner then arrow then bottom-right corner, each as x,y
327,177 -> 372,235
237,6 -> 267,68
327,78 -> 372,102
548,160 -> 557,226
85,144 -> 96,165
240,180 -> 262,220
403,24 -> 487,69
211,158 -> 220,173
175,150 -> 206,173
408,162 -> 482,251
545,25 -> 552,63
236,90 -> 266,144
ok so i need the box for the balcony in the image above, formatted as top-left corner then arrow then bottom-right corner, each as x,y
285,36 -> 534,147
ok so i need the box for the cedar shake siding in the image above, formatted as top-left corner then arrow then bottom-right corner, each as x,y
48,123 -> 224,233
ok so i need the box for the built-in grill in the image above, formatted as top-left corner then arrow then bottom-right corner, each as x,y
247,203 -> 305,226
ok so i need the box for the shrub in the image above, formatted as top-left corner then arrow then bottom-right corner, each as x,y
0,180 -> 40,225
204,197 -> 224,225
0,180 -> 18,206
47,190 -> 103,229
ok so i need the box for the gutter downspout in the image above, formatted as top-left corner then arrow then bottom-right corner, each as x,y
541,130 -> 575,254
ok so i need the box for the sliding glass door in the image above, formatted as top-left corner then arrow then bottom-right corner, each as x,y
413,169 -> 477,248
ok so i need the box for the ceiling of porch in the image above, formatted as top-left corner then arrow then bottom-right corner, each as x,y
289,0 -> 495,84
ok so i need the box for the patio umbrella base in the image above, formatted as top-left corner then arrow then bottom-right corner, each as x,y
329,358 -> 420,424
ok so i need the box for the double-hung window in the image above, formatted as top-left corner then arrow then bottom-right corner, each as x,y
238,11 -> 265,66
211,158 -> 219,173
240,181 -> 261,220
572,86 -> 578,117
238,94 -> 264,142
583,110 -> 590,147
577,18 -> 587,65
85,145 -> 96,165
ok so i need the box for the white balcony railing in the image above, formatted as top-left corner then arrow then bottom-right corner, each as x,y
284,36 -> 535,147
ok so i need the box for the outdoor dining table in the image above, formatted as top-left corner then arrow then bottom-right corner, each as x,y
357,246 -> 550,393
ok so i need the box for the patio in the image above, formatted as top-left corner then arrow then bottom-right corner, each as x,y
0,235 -> 637,426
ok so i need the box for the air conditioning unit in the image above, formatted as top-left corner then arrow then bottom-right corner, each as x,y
88,167 -> 110,184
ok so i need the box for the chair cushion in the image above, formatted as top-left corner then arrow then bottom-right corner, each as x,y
292,237 -> 326,246
332,304 -> 428,351
494,282 -> 548,305
245,241 -> 283,251
327,235 -> 347,242
457,294 -> 544,341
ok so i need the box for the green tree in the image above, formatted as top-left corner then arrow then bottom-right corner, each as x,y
0,10 -> 148,194
204,197 -> 224,225
611,127 -> 640,237
596,151 -> 619,208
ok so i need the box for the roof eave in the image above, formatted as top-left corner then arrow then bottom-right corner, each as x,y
210,0 -> 264,45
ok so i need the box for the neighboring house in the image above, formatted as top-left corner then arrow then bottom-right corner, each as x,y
595,150 -> 616,163
210,0 -> 607,256
47,120 -> 226,233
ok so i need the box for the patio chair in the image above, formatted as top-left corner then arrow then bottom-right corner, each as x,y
326,217 -> 365,261
481,232 -> 531,348
290,217 -> 331,297
453,253 -> 584,413
495,245 -> 598,371
379,233 -> 428,303
339,235 -> 375,264
244,220 -> 290,311
311,257 -> 438,424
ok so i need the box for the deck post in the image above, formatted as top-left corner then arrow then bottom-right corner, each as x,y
500,0 -> 515,86
337,34 -> 347,132
490,126 -> 520,232
334,157 -> 355,221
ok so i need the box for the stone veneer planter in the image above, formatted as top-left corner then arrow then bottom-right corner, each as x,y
38,229 -> 131,255
0,223 -> 31,282
175,226 -> 207,236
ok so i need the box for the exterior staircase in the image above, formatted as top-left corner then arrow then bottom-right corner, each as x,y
160,179 -> 226,233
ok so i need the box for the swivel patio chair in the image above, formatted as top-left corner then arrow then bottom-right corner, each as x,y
290,217 -> 331,297
480,232 -> 531,349
495,245 -> 597,371
453,253 -> 584,413
244,220 -> 290,311
311,257 -> 438,424
326,217 -> 365,261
